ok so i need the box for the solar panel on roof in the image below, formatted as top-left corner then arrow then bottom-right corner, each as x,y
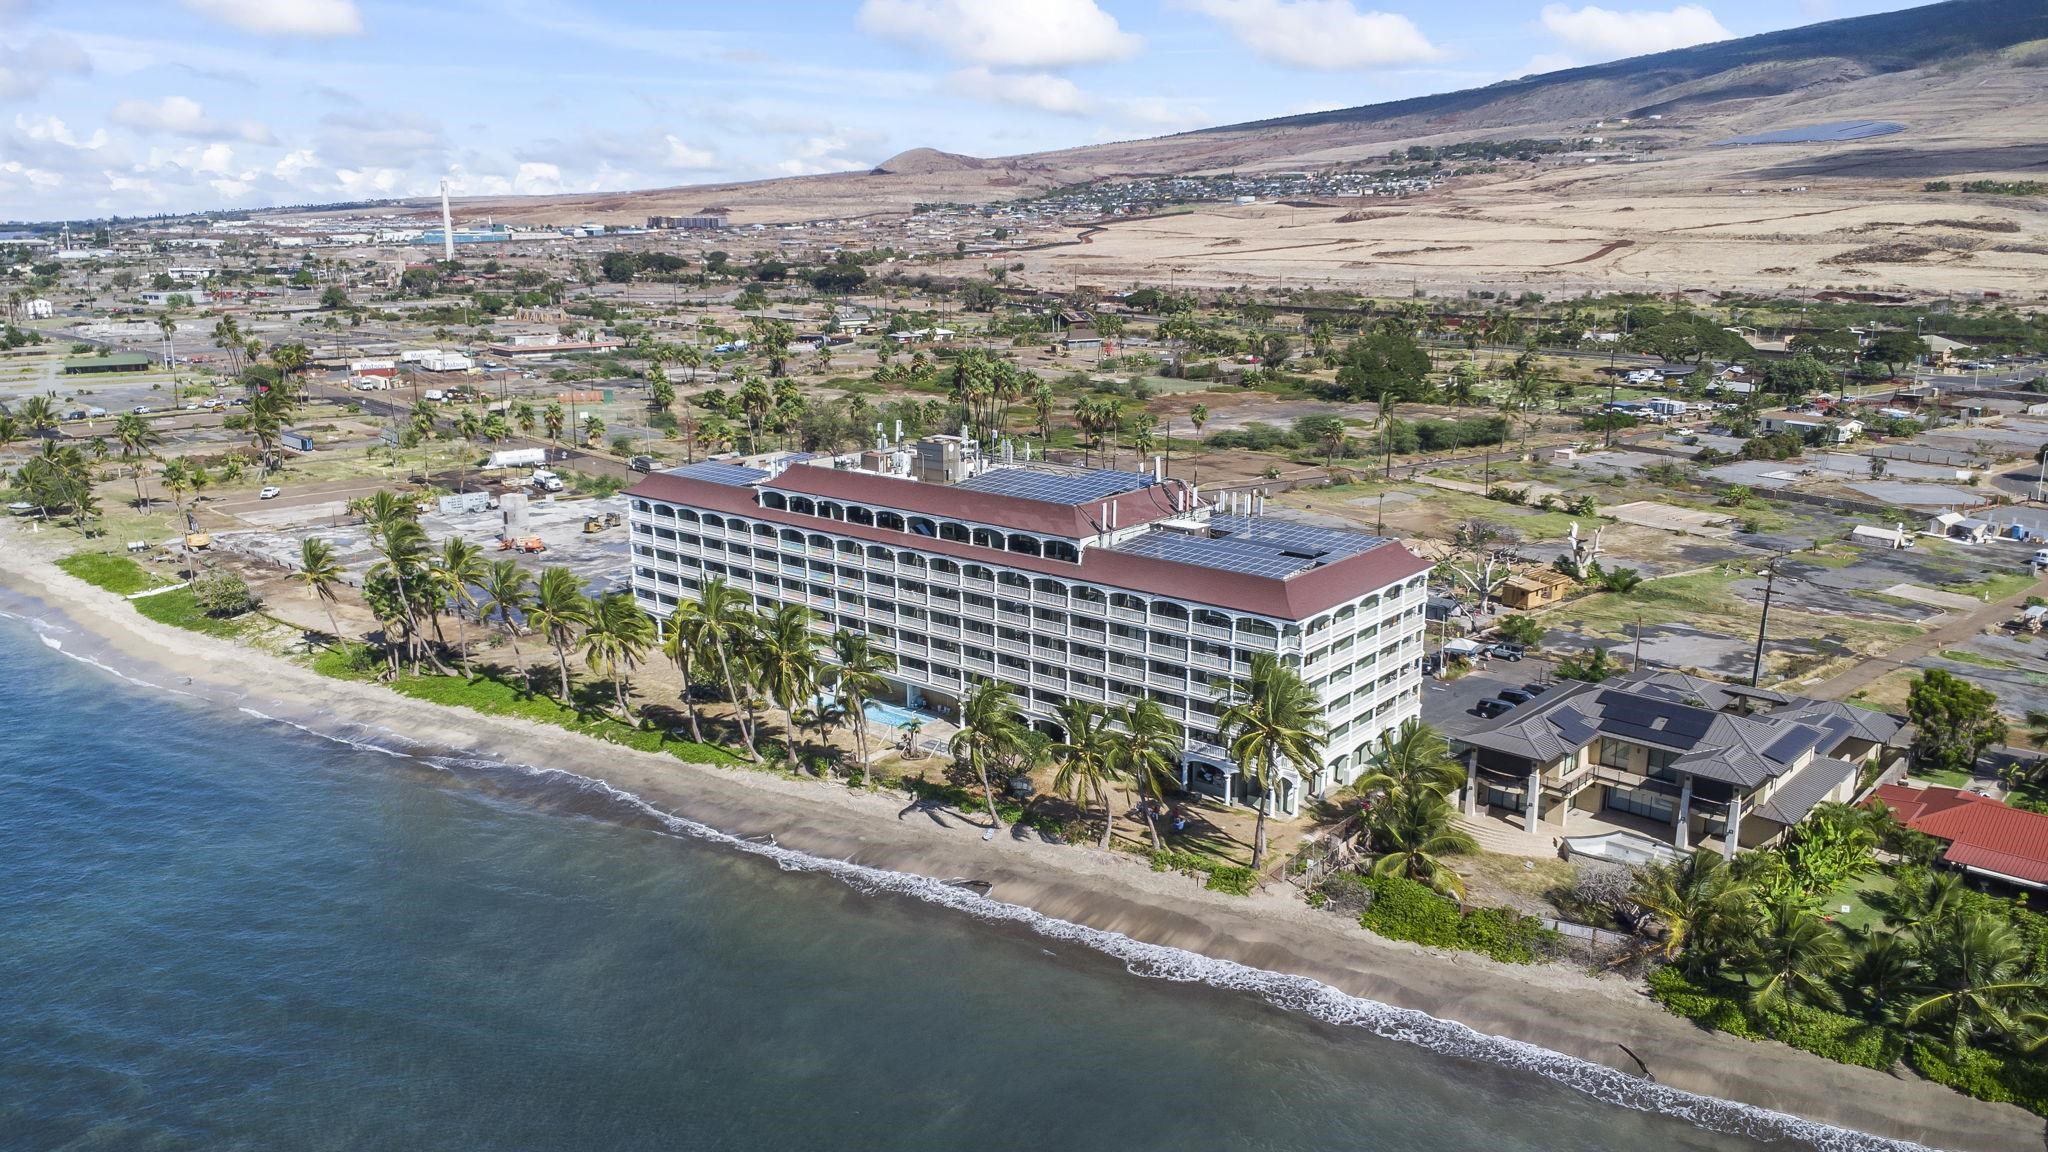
1552,712 -> 1598,747
665,461 -> 770,486
956,467 -> 1154,505
1111,514 -> 1392,580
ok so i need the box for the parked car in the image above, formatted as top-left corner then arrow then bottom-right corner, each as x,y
628,455 -> 657,473
1474,698 -> 1517,719
258,486 -> 282,500
1497,687 -> 1535,706
1490,642 -> 1525,661
1523,682 -> 1552,696
2031,548 -> 2048,568
131,405 -> 152,415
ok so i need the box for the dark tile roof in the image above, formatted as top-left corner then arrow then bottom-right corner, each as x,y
1753,757 -> 1860,825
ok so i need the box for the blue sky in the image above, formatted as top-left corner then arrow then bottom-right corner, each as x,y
1,0 -> 1931,221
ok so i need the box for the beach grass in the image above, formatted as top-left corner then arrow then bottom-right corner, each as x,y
132,587 -> 262,640
307,653 -> 748,769
1938,648 -> 2020,670
55,551 -> 172,596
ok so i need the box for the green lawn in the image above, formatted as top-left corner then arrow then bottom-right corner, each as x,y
132,587 -> 262,640
1943,572 -> 2035,602
1938,649 -> 2021,670
55,551 -> 173,596
1821,871 -> 1896,935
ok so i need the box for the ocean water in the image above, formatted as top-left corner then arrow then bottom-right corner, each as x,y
0,614 -> 1889,1152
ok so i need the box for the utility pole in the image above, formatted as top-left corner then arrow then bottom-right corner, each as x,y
1751,555 -> 1786,687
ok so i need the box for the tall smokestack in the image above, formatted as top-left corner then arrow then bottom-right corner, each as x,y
439,178 -> 454,263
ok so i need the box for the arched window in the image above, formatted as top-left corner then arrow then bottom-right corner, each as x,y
1032,578 -> 1066,596
677,509 -> 699,522
633,499 -> 651,512
789,497 -> 815,516
1151,601 -> 1188,621
654,504 -> 675,518
760,492 -> 787,511
878,511 -> 906,531
930,558 -> 959,575
1044,540 -> 1079,563
898,552 -> 926,568
1006,534 -> 1042,557
846,505 -> 874,527
807,533 -> 830,549
836,539 -> 860,554
866,545 -> 892,561
972,528 -> 1002,549
780,528 -> 804,545
703,513 -> 725,529
752,523 -> 774,538
819,501 -> 844,520
998,571 -> 1030,590
908,517 -> 936,537
1071,584 -> 1105,604
964,564 -> 994,582
939,521 -> 969,543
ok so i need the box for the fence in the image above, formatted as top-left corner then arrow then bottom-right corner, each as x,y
1537,916 -> 1636,949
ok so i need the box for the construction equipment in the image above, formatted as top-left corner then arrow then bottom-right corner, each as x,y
583,517 -> 604,534
518,536 -> 546,553
602,511 -> 621,527
183,532 -> 213,550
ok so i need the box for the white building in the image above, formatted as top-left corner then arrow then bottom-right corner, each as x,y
626,448 -> 1432,816
23,298 -> 54,319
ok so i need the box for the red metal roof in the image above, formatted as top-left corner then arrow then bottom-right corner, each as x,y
1871,783 -> 2048,886
763,465 -> 1187,539
626,471 -> 1431,621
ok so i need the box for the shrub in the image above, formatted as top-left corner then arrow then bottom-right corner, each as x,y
190,569 -> 254,616
1150,849 -> 1257,896
1354,873 -> 1549,963
1908,1043 -> 2048,1116
1647,968 -> 1906,1072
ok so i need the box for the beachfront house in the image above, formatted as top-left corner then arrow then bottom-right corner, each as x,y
1453,671 -> 1909,854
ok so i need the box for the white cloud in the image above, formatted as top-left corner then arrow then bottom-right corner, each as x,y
316,110 -> 445,167
14,113 -> 106,151
1114,96 -> 1211,131
774,135 -> 873,177
0,33 -> 91,99
1536,3 -> 1730,62
858,0 -> 1140,68
181,0 -> 364,38
661,134 -> 718,170
1183,0 -> 1441,70
111,95 -> 273,143
951,67 -> 1095,116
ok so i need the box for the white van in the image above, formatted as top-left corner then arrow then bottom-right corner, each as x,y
2031,548 -> 2048,568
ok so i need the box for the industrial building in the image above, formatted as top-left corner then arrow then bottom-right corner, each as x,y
625,439 -> 1432,816
647,215 -> 728,230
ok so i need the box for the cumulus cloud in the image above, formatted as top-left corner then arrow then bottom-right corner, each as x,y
774,134 -> 875,177
1184,0 -> 1442,69
1536,3 -> 1730,62
112,95 -> 273,143
951,67 -> 1095,115
0,33 -> 91,100
858,0 -> 1140,68
14,112 -> 107,151
181,0 -> 365,37
315,110 -> 445,167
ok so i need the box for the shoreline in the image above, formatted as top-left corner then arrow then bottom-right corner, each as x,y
2,541 -> 2040,1152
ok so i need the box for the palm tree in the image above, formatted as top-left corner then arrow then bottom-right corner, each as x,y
581,590 -> 655,719
949,679 -> 1024,832
1189,402 -> 1208,455
543,402 -> 565,445
1218,652 -> 1327,869
1052,699 -> 1121,848
1851,933 -> 1921,1017
831,630 -> 893,788
1114,698 -> 1183,850
1367,788 -> 1478,899
1357,718 -> 1464,802
1905,914 -> 2048,1049
661,599 -> 709,743
753,604 -> 821,772
432,537 -> 489,677
1627,851 -> 1754,979
526,566 -> 592,705
296,537 -> 345,646
1884,868 -> 1966,934
694,576 -> 762,761
112,412 -> 161,507
478,559 -> 535,693
1741,895 -> 1852,1010
361,490 -> 438,672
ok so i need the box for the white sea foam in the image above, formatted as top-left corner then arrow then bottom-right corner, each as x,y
4,610 -> 1940,1152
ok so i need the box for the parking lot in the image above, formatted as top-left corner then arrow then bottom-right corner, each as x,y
1422,657 -> 1561,739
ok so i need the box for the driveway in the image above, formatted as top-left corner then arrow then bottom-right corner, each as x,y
1424,658 -> 1558,739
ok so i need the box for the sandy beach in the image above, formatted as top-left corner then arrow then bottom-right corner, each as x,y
1,535 -> 2040,1152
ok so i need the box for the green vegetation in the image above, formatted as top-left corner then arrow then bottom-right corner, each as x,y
1631,806 -> 2048,1116
55,551 -> 170,596
132,586 -> 261,639
1149,849 -> 1258,896
1338,872 -> 1551,964
1937,649 -> 2020,671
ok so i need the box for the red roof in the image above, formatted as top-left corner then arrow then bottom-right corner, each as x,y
625,471 -> 1431,620
763,465 -> 1187,539
1871,783 -> 2048,886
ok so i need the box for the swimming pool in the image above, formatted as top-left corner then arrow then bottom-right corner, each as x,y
864,700 -> 931,729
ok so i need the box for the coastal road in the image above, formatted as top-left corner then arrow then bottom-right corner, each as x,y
205,477 -> 393,521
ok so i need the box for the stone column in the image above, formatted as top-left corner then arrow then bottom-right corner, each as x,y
1526,767 -> 1543,836
1674,776 -> 1693,852
1722,793 -> 1744,860
1463,748 -> 1479,817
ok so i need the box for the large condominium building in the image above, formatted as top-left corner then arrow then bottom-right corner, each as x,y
624,440 -> 1433,817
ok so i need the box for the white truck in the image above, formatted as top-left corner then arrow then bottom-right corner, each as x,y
529,468 -> 565,493
488,447 -> 548,469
